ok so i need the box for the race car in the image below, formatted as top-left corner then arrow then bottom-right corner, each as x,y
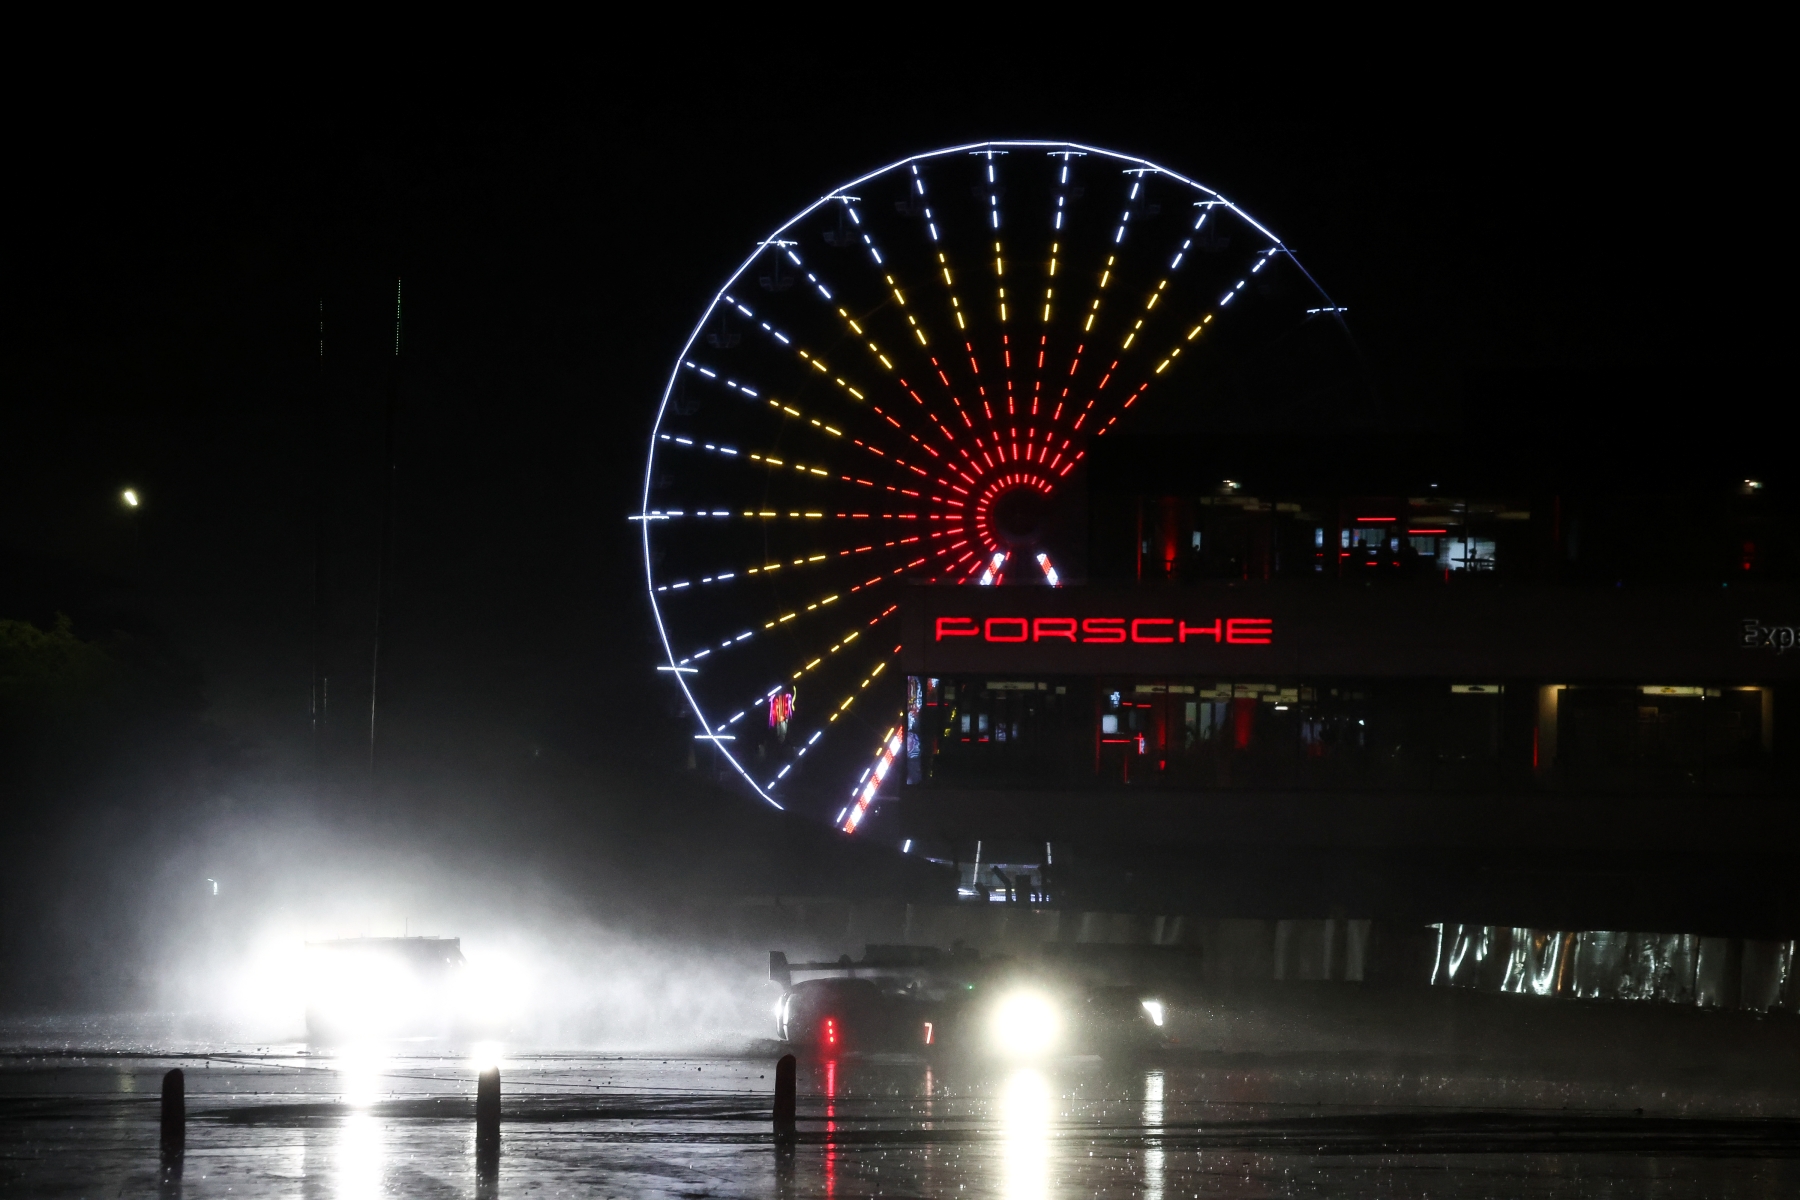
769,943 -> 1173,1058
303,935 -> 467,1044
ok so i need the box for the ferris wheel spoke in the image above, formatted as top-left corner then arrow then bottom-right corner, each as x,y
669,550 -> 928,672
883,170 -> 991,419
653,432 -> 925,500
708,294 -> 883,411
773,605 -> 899,692
655,524 -> 935,603
840,720 -> 905,831
1112,196 -> 1254,353
757,252 -> 971,459
841,255 -> 987,441
641,507 -> 920,523
1051,167 -> 1167,415
973,148 -> 1008,233
695,293 -> 924,461
739,637 -> 902,794
891,161 -> 967,333
742,223 -> 917,387
691,609 -> 903,725
649,530 -> 912,642
768,650 -> 898,794
651,543 -> 873,598
1038,155 -> 1096,437
881,164 -> 990,432
674,361 -> 963,495
1046,189 -> 1205,438
1082,240 -> 1289,438
655,405 -> 960,497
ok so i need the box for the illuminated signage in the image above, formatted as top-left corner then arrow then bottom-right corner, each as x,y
1742,619 -> 1797,654
935,615 -> 1272,645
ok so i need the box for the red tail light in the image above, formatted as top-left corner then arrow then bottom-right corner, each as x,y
823,1017 -> 837,1047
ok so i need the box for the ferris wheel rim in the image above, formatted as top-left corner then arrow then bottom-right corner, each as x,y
638,139 -> 1341,814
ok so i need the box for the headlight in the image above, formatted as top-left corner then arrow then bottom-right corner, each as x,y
990,991 -> 1060,1057
1141,1000 -> 1165,1027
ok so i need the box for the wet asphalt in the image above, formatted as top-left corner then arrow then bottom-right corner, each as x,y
4,1044 -> 1800,1197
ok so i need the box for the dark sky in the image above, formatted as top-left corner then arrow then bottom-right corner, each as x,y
5,66 -> 1778,802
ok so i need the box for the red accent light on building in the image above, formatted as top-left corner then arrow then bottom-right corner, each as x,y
1232,699 -> 1256,749
1355,516 -> 1397,522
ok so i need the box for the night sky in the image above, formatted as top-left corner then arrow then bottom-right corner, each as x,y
3,69 -> 1779,894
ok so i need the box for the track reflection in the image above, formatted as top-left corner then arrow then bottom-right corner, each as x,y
1001,1068 -> 1051,1199
2,1047 -> 1797,1197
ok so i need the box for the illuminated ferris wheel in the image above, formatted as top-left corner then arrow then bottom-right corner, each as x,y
639,141 -> 1347,826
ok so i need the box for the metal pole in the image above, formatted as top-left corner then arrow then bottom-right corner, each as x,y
369,280 -> 401,777
312,299 -> 328,770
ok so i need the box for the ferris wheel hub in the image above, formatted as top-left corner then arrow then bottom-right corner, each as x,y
988,484 -> 1051,547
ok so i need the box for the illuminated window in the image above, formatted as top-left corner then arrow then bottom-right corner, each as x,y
1438,537 -> 1496,572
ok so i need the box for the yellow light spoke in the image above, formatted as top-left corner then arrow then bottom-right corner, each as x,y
1089,304 -> 1225,438
761,590 -> 840,630
993,240 -> 1007,324
937,251 -> 969,330
887,275 -> 927,346
719,609 -> 902,763
830,659 -> 892,723
747,451 -> 832,477
661,538 -> 897,605
788,603 -> 899,683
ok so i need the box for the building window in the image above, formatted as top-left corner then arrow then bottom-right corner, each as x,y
1438,537 -> 1497,572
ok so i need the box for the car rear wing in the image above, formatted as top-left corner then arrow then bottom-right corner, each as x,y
771,951 -> 861,987
770,945 -> 961,989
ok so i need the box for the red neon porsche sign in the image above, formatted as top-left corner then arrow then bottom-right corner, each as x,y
934,616 -> 1273,645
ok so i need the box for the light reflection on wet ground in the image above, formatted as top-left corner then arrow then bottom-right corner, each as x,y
2,1045 -> 1799,1197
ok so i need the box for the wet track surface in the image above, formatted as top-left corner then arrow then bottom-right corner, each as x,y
4,1042 -> 1800,1198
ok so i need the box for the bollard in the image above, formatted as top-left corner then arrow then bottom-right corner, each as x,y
476,1066 -> 501,1164
773,1053 -> 797,1144
476,1066 -> 501,1143
160,1068 -> 185,1158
